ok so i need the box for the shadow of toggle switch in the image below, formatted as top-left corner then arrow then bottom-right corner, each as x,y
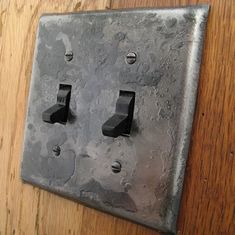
42,84 -> 72,125
102,90 -> 135,138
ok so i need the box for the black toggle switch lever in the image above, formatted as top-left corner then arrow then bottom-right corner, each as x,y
102,90 -> 135,138
42,84 -> 72,124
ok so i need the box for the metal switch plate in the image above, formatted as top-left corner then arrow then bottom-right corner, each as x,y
21,5 -> 209,234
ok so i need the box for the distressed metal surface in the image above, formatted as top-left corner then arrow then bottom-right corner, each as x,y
21,5 -> 209,234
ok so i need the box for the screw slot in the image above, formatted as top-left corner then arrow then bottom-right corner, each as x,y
111,161 -> 122,173
52,145 -> 61,156
125,52 -> 137,64
64,51 -> 73,62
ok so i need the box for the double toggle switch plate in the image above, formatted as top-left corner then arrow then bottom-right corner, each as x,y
21,5 -> 209,234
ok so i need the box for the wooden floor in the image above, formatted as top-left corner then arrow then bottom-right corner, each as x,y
0,0 -> 234,234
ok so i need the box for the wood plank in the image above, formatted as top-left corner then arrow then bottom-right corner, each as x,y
0,0 -> 234,235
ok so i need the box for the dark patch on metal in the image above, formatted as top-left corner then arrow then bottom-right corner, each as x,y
21,5 -> 209,234
80,179 -> 137,212
22,141 -> 76,185
79,153 -> 90,158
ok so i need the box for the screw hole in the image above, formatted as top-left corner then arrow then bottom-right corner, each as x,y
64,51 -> 73,62
111,161 -> 122,173
125,52 -> 137,65
52,145 -> 61,157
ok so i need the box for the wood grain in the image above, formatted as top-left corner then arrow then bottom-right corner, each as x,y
0,0 -> 234,234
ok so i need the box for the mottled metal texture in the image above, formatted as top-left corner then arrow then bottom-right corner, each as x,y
21,5 -> 209,234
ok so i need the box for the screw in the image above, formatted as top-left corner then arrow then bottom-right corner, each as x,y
125,52 -> 137,64
111,161 -> 122,173
52,145 -> 61,156
64,51 -> 73,62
